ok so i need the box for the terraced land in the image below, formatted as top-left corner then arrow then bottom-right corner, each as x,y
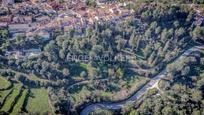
0,76 -> 51,114
0,84 -> 22,113
0,89 -> 13,106
11,89 -> 28,114
0,77 -> 11,90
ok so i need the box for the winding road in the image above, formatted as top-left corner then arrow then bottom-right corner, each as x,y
80,45 -> 204,115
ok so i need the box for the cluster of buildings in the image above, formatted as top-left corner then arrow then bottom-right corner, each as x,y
27,0 -> 135,34
0,0 -> 53,59
0,0 -> 135,59
1,1 -> 203,60
0,0 -> 135,39
0,1 -> 53,40
5,48 -> 42,59
54,1 -> 134,33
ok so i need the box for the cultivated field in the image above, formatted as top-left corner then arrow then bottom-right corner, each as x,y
0,76 -> 51,114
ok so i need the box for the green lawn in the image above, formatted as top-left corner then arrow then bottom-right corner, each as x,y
69,63 -> 87,77
80,63 -> 99,76
0,84 -> 22,112
0,77 -> 11,90
79,63 -> 99,73
27,88 -> 51,114
11,89 -> 28,114
0,88 -> 13,104
80,63 -> 88,69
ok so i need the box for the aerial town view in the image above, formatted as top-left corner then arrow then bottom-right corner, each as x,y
0,0 -> 204,114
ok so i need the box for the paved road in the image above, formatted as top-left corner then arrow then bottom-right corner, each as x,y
80,45 -> 204,115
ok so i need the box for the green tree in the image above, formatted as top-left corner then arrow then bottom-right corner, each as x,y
191,90 -> 202,102
63,68 -> 70,77
129,110 -> 138,115
129,31 -> 137,50
192,26 -> 204,41
176,27 -> 185,38
80,71 -> 87,78
161,106 -> 174,115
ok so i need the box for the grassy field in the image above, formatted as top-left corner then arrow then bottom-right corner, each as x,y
0,77 -> 11,90
0,85 -> 52,114
80,63 -> 99,71
27,88 -> 51,114
0,69 -> 52,114
0,88 -> 13,104
69,63 -> 87,77
0,84 -> 22,112
11,89 -> 28,114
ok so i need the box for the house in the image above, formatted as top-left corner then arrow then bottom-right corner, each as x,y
35,16 -> 50,24
97,0 -> 117,5
14,51 -> 24,59
28,52 -> 41,58
2,0 -> 14,6
121,9 -> 130,17
195,14 -> 204,26
73,1 -> 87,10
5,51 -> 24,59
97,9 -> 106,17
0,16 -> 12,23
31,0 -> 47,4
64,15 -> 74,22
23,48 -> 41,53
75,10 -> 88,18
12,16 -> 32,24
64,25 -> 73,32
0,22 -> 8,28
24,48 -> 42,58
49,1 -> 64,10
26,30 -> 50,41
37,31 -> 50,41
6,48 -> 42,59
109,8 -> 120,14
8,24 -> 30,34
